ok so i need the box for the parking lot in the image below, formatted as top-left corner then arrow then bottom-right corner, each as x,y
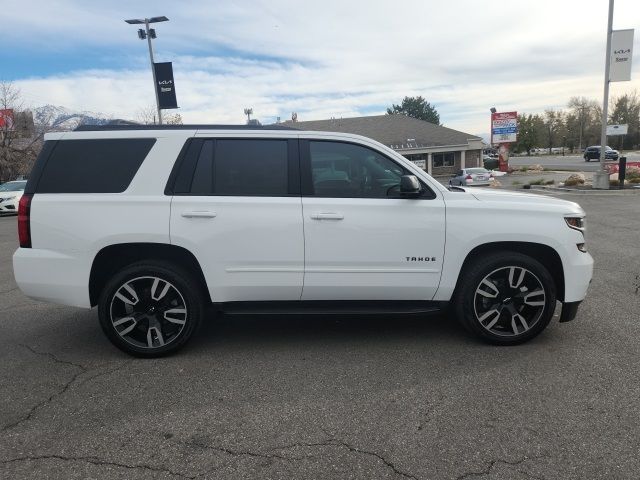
1,192 -> 639,480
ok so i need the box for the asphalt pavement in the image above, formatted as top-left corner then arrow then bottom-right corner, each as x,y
509,152 -> 640,171
1,192 -> 640,479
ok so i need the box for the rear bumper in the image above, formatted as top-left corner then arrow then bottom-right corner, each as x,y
13,248 -> 92,308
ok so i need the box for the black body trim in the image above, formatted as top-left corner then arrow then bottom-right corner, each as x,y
215,300 -> 447,315
559,301 -> 581,323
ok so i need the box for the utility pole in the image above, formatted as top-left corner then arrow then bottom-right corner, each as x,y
594,0 -> 614,189
125,16 -> 169,125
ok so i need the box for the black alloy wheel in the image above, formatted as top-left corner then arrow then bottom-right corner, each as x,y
453,252 -> 556,345
98,261 -> 204,357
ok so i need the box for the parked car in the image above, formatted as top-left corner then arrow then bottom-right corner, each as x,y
13,125 -> 593,356
0,180 -> 27,215
583,146 -> 619,161
449,168 -> 493,186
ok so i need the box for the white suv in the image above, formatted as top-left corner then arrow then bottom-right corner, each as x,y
13,125 -> 593,356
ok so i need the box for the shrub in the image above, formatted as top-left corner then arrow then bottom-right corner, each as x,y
545,179 -> 555,185
528,178 -> 546,185
630,177 -> 640,184
564,173 -> 586,186
625,166 -> 640,179
609,179 -> 620,186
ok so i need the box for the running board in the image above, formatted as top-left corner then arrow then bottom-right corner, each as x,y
215,300 -> 447,316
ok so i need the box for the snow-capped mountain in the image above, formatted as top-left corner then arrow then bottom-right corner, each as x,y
33,105 -> 115,131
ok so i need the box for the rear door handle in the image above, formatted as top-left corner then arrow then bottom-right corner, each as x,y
181,211 -> 217,219
310,212 -> 344,220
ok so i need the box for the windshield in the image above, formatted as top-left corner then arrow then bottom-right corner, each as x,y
467,168 -> 489,174
0,181 -> 27,192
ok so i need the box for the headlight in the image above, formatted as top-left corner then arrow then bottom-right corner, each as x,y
565,216 -> 585,231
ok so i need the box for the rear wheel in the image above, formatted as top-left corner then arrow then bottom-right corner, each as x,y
98,261 -> 204,357
453,252 -> 556,345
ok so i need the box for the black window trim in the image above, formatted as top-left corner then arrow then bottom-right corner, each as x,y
165,137 -> 300,197
299,138 -> 436,200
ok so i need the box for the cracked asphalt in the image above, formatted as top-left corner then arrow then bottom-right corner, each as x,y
1,192 -> 639,479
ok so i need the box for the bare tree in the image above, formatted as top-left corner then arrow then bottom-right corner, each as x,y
0,81 -> 42,182
135,106 -> 182,125
567,96 -> 598,151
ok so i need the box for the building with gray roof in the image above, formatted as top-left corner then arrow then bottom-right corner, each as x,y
283,114 -> 484,175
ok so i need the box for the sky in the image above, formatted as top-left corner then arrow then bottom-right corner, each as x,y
1,0 -> 639,137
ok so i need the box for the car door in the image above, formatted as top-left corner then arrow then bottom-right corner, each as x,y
169,136 -> 304,302
300,139 -> 446,301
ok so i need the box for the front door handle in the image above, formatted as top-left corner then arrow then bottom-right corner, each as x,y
181,211 -> 217,219
310,212 -> 344,220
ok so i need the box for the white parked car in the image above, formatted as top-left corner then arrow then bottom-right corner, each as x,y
0,180 -> 27,215
449,168 -> 494,186
13,125 -> 593,356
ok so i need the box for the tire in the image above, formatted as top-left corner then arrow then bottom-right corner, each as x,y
453,252 -> 556,345
98,260 -> 205,357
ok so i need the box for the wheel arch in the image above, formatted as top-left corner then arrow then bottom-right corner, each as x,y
89,243 -> 211,307
455,241 -> 565,302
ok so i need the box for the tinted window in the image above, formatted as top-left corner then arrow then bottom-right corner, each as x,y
190,141 -> 214,195
36,138 -> 155,193
213,140 -> 288,196
309,141 -> 408,198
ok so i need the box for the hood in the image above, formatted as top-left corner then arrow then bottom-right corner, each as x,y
466,188 -> 584,213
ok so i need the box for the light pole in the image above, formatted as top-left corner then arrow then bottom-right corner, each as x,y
125,16 -> 169,125
594,0 -> 614,189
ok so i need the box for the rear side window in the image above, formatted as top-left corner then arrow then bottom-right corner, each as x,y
214,139 -> 288,196
170,138 -> 294,196
35,138 -> 156,193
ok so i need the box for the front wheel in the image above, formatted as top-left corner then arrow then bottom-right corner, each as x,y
98,261 -> 204,357
453,252 -> 557,345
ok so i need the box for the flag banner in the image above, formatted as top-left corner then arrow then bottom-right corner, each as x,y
610,29 -> 634,82
153,62 -> 179,109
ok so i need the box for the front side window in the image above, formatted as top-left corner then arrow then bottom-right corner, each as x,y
309,141 -> 408,198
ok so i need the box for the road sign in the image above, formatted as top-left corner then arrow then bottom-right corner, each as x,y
491,111 -> 517,144
606,124 -> 628,135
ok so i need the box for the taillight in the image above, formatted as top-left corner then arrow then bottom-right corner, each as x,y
465,174 -> 472,180
18,194 -> 33,248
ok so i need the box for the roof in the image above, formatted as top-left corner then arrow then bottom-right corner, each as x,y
282,114 -> 481,149
74,124 -> 296,132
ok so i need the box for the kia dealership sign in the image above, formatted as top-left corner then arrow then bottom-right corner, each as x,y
610,29 -> 634,82
491,111 -> 518,144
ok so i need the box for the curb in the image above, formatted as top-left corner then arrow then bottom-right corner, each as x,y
528,185 -> 640,194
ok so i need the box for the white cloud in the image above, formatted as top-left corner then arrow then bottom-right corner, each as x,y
8,0 -> 640,133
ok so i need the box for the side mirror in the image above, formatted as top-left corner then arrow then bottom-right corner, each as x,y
400,175 -> 421,196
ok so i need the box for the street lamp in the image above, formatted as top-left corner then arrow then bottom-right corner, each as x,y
125,16 -> 169,125
244,108 -> 253,123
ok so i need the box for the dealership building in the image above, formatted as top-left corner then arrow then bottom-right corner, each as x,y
284,114 -> 484,175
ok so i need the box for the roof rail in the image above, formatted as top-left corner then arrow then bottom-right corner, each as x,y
73,124 -> 296,132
